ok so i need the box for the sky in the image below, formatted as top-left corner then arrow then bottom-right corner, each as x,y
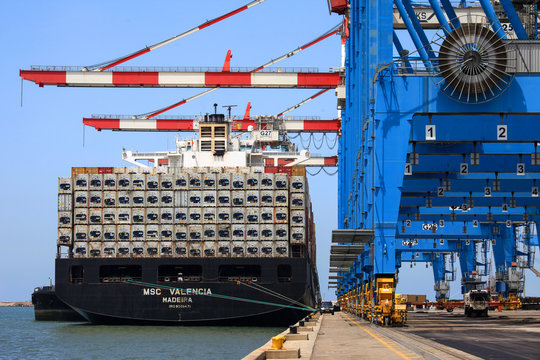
1,0 -> 538,302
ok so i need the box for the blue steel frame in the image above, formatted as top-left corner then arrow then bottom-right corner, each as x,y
336,0 -> 540,301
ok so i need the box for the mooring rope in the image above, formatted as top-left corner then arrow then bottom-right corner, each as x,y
237,280 -> 313,310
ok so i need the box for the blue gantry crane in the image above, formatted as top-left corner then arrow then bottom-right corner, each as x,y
329,0 -> 540,324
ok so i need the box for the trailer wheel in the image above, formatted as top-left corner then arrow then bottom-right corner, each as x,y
446,307 -> 453,313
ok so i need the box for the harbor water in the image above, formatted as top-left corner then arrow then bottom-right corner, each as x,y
0,307 -> 282,359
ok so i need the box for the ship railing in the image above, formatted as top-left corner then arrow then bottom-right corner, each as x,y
219,276 -> 259,282
158,276 -> 201,282
30,65 -> 321,73
100,276 -> 142,283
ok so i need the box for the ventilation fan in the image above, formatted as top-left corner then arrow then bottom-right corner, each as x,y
431,16 -> 516,104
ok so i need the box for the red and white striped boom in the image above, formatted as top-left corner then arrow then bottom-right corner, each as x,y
83,116 -> 341,133
90,0 -> 266,71
20,68 -> 340,89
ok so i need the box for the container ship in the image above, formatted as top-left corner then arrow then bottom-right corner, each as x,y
54,112 -> 321,325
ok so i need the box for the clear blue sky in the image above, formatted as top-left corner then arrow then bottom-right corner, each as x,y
2,0 -> 538,302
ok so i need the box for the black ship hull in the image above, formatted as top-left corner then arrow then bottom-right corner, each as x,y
55,257 -> 318,326
31,286 -> 86,321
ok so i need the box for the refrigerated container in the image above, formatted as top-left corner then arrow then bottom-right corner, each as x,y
89,208 -> 102,224
232,207 -> 245,223
132,224 -> 145,241
246,224 -> 259,241
117,225 -> 131,241
88,225 -> 102,241
117,174 -> 131,190
290,227 -> 305,244
260,173 -> 274,190
146,208 -> 159,223
290,210 -> 305,226
203,173 -> 216,189
188,225 -> 202,241
74,208 -> 88,225
246,190 -> 259,207
57,228 -> 72,246
275,224 -> 289,241
203,241 -> 217,257
202,207 -> 216,223
246,208 -> 259,223
189,242 -> 202,257
246,173 -> 260,190
74,191 -> 88,208
117,191 -> 130,207
146,225 -> 159,241
103,191 -> 117,207
232,190 -> 245,206
202,190 -> 217,207
160,224 -> 173,241
246,242 -> 260,257
188,207 -> 202,224
117,208 -> 131,224
74,225 -> 88,241
217,224 -> 231,240
103,174 -> 117,190
174,173 -> 188,190
217,207 -> 231,223
102,242 -> 116,258
58,177 -> 72,194
275,174 -> 288,189
290,176 -> 305,193
89,242 -> 101,257
160,208 -> 174,224
160,175 -> 173,190
74,174 -> 89,191
174,241 -> 188,257
188,190 -> 202,207
103,225 -> 117,241
117,242 -> 131,257
290,193 -> 305,209
160,241 -> 173,256
260,224 -> 274,241
275,241 -> 289,257
275,207 -> 289,224
146,191 -> 159,206
146,174 -> 160,190
260,190 -> 273,206
132,242 -> 145,257
160,190 -> 174,207
89,174 -> 103,190
146,241 -> 160,257
232,174 -> 245,189
89,191 -> 103,207
132,191 -> 145,207
74,242 -> 88,258
260,207 -> 274,223
103,208 -> 116,224
217,173 -> 231,190
232,224 -> 245,241
132,208 -> 145,223
189,173 -> 202,189
217,190 -> 231,206
218,241 -> 231,257
232,241 -> 246,257
203,225 -> 217,241
58,211 -> 72,227
132,174 -> 145,190
174,207 -> 188,224
174,225 -> 188,241
274,190 -> 288,206
260,241 -> 274,257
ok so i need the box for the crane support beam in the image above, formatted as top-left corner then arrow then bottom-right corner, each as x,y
20,69 -> 341,89
83,117 -> 341,132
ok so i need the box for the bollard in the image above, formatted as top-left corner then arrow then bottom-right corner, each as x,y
289,325 -> 298,334
299,320 -> 305,326
271,336 -> 285,350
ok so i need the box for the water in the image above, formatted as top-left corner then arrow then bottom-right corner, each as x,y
0,308 -> 283,360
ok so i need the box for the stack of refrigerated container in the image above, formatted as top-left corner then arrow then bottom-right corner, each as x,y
57,167 -> 313,260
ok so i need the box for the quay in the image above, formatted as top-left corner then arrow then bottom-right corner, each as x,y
243,310 -> 540,359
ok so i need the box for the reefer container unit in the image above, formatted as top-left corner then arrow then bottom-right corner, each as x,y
74,209 -> 88,225
160,191 -> 174,207
203,173 -> 217,189
275,174 -> 288,190
217,173 -> 231,189
260,173 -> 274,190
246,190 -> 259,207
74,191 -> 88,208
218,241 -> 231,257
74,174 -> 89,191
261,242 -> 274,258
232,207 -> 245,224
246,208 -> 259,224
173,173 -> 188,190
58,211 -> 72,228
246,173 -> 260,190
160,175 -> 173,190
232,174 -> 245,189
103,208 -> 116,224
117,208 -> 131,224
89,191 -> 103,207
174,241 -> 188,257
174,225 -> 188,241
73,242 -> 88,258
202,191 -> 217,207
146,191 -> 159,207
146,174 -> 160,190
103,174 -> 117,190
103,225 -> 116,241
132,191 -> 145,207
174,208 -> 188,224
146,225 -> 159,241
146,241 -> 160,257
217,207 -> 231,223
188,208 -> 202,224
290,176 -> 305,193
232,191 -> 245,206
102,242 -> 116,258
132,174 -> 145,190
57,228 -> 72,246
74,225 -> 88,242
188,173 -> 202,189
89,209 -> 102,224
117,174 -> 131,190
89,174 -> 103,190
58,177 -> 72,194
202,207 -> 216,223
103,191 -> 117,207
246,242 -> 260,257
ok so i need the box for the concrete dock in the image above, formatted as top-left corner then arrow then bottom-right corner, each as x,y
244,310 -> 540,359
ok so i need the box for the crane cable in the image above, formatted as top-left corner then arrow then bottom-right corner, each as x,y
312,133 -> 325,150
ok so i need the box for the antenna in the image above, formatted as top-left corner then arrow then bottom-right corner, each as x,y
222,104 -> 237,119
213,103 -> 218,114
